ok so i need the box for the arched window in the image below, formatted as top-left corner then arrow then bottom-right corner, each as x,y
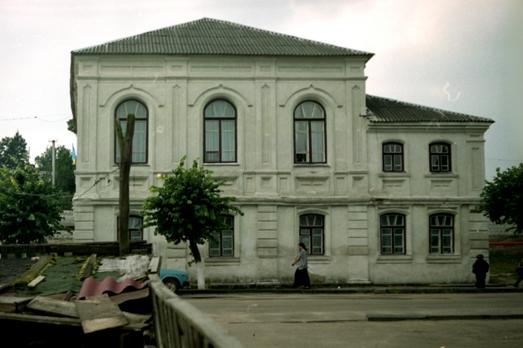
204,99 -> 237,163
429,213 -> 454,254
382,142 -> 404,172
429,142 -> 451,172
299,214 -> 324,255
380,213 -> 406,255
294,101 -> 326,164
115,99 -> 148,164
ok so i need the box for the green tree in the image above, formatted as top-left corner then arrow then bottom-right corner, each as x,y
143,157 -> 242,288
480,163 -> 523,233
0,165 -> 62,243
0,131 -> 29,169
35,145 -> 76,209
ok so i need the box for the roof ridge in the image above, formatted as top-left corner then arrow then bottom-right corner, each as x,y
366,94 -> 493,122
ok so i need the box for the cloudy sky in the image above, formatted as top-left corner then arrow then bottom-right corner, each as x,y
1,0 -> 521,178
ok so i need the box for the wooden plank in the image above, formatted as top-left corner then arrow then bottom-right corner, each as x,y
27,275 -> 46,288
0,311 -> 81,327
27,296 -> 78,318
110,287 -> 150,305
0,284 -> 10,293
148,256 -> 160,273
123,312 -> 152,331
27,296 -> 149,332
76,294 -> 128,334
0,296 -> 33,313
10,255 -> 53,287
78,254 -> 97,280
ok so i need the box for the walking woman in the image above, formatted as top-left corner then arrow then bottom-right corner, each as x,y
292,242 -> 311,288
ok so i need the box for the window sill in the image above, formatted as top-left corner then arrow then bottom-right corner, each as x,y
204,257 -> 240,266
113,163 -> 150,167
204,163 -> 240,167
378,172 -> 410,178
294,164 -> 330,168
309,255 -> 332,263
424,173 -> 459,179
376,255 -> 413,264
426,255 -> 462,263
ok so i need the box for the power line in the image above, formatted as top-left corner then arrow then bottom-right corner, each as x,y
0,114 -> 71,122
0,116 -> 37,121
75,168 -> 120,199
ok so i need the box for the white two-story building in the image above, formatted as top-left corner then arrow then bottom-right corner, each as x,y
70,18 -> 493,284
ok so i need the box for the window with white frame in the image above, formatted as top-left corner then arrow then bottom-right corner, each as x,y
115,99 -> 148,164
380,213 -> 406,255
204,99 -> 237,163
294,101 -> 326,164
383,142 -> 404,172
117,215 -> 143,241
209,215 -> 234,257
429,142 -> 451,172
429,213 -> 454,254
299,214 -> 324,255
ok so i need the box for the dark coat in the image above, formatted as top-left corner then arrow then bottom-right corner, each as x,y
516,262 -> 523,276
473,258 -> 489,275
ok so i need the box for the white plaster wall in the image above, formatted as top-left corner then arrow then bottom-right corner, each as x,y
72,54 -> 491,284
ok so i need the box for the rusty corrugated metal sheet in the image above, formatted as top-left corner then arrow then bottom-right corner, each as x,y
77,276 -> 147,300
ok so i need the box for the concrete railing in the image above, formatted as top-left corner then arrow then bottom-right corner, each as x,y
149,275 -> 243,348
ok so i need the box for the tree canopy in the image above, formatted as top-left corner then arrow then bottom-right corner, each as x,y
480,163 -> 523,234
143,158 -> 242,263
0,131 -> 29,169
35,145 -> 76,209
0,165 -> 62,243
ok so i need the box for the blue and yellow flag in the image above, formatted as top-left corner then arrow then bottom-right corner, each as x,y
72,143 -> 77,165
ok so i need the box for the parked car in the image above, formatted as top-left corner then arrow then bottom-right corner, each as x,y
159,268 -> 189,293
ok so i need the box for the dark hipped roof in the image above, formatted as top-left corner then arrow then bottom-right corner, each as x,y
366,95 -> 493,123
73,17 -> 373,58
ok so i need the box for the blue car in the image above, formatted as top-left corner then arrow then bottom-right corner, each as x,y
159,268 -> 190,293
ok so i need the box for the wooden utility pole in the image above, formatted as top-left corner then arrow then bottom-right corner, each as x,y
51,140 -> 56,187
115,114 -> 135,256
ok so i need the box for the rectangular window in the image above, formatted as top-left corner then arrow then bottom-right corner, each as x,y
429,214 -> 454,254
380,214 -> 406,255
383,142 -> 404,172
209,216 -> 234,257
117,215 -> 144,241
429,143 -> 451,173
299,214 -> 324,255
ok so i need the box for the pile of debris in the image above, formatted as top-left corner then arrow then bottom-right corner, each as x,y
0,254 -> 162,348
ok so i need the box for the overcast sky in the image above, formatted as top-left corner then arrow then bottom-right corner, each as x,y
1,0 -> 521,178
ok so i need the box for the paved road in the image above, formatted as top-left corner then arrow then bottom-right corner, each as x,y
184,293 -> 523,347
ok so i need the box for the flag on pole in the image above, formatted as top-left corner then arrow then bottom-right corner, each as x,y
72,143 -> 77,165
